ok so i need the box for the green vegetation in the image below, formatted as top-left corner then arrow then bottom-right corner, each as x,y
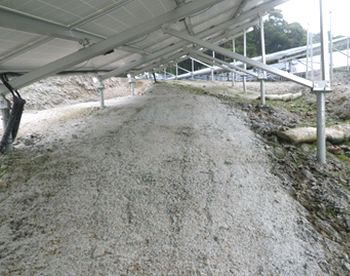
171,9 -> 307,72
229,9 -> 307,57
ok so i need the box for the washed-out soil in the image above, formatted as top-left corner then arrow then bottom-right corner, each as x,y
0,80 -> 339,275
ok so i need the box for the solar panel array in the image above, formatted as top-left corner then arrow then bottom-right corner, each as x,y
0,0 -> 288,78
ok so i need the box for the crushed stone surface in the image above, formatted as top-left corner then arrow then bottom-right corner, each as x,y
0,83 -> 328,275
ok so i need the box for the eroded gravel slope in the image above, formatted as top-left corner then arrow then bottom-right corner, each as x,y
0,83 -> 328,275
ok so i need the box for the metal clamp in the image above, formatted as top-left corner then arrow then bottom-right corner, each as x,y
312,80 -> 332,93
257,72 -> 267,80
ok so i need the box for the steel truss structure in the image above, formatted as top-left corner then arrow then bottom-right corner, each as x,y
0,0 -> 336,162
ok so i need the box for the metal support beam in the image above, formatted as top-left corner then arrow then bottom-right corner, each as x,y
201,60 -> 234,75
190,52 -> 243,77
177,65 -> 191,74
0,7 -> 102,42
0,1 -> 141,64
175,0 -> 195,35
69,0 -> 134,29
0,0 -> 223,95
190,57 -> 212,68
191,50 -> 255,77
313,0 -> 332,164
164,28 -> 314,88
101,0 -> 288,80
232,0 -> 247,18
0,37 -> 52,64
176,63 -> 179,80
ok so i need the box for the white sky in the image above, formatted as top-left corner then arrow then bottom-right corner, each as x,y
277,0 -> 350,36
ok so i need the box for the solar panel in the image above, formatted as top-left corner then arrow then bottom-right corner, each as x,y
0,0 -> 289,84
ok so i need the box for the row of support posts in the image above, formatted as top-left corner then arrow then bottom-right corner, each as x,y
93,71 -> 137,110
0,0 -> 331,164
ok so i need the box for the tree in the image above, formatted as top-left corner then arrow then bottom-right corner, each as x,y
180,9 -> 307,70
225,9 -> 307,57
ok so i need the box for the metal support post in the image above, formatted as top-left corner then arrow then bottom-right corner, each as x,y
317,92 -> 326,162
128,73 -> 136,96
152,71 -> 157,83
313,0 -> 332,164
0,97 -> 12,152
310,32 -> 314,81
347,37 -> 349,71
211,51 -> 215,81
175,63 -> 179,80
259,16 -> 267,106
191,58 -> 195,80
306,28 -> 310,79
329,11 -> 333,85
232,38 -> 236,87
243,29 -> 247,93
93,76 -> 105,108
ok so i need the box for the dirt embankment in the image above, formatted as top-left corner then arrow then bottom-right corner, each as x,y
0,83 -> 332,275
17,73 -> 152,110
171,75 -> 350,275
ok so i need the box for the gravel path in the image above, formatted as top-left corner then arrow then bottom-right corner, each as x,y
0,83 -> 327,275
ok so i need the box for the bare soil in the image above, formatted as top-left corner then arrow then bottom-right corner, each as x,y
171,73 -> 350,275
0,81 -> 334,275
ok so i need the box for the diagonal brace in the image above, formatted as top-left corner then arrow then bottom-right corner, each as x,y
165,28 -> 314,88
191,50 -> 258,78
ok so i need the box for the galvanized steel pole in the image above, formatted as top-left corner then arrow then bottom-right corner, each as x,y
306,28 -> 310,79
259,16 -> 267,106
329,11 -> 333,85
232,38 -> 236,87
347,37 -> 349,71
243,29 -> 247,93
316,0 -> 331,164
191,58 -> 195,80
310,32 -> 314,81
211,51 -> 215,81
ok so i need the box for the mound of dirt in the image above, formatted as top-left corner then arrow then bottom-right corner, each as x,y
16,73 -> 152,110
0,83 -> 330,275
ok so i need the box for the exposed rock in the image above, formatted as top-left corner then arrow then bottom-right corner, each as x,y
277,127 -> 316,143
277,125 -> 350,144
263,91 -> 303,101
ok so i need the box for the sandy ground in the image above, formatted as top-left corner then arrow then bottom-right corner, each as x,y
0,83 -> 329,275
